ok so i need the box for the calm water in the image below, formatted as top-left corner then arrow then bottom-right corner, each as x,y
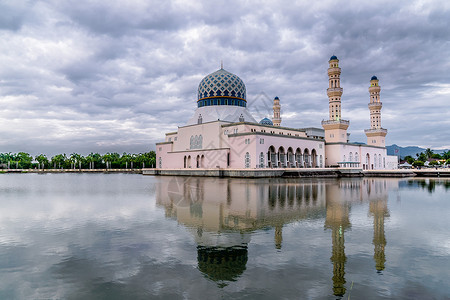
0,174 -> 449,299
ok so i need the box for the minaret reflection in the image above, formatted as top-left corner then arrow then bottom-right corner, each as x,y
368,181 -> 390,273
324,182 -> 351,297
157,176 -> 327,286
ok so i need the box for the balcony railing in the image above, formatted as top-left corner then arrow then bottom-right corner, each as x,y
364,128 -> 387,134
327,87 -> 343,93
321,119 -> 350,126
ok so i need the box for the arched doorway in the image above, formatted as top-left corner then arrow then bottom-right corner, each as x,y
196,155 -> 200,168
268,146 -> 277,168
303,148 -> 310,168
287,147 -> 295,168
187,155 -> 191,168
201,155 -> 205,168
366,153 -> 370,170
278,146 -> 286,168
311,149 -> 317,168
295,148 -> 302,168
184,156 -> 187,168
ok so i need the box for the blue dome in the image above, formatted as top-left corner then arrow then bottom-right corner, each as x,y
330,55 -> 338,61
274,96 -> 279,100
197,68 -> 247,108
259,117 -> 273,126
371,75 -> 378,80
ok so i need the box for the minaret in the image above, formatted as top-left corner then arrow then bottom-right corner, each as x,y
365,76 -> 387,147
272,96 -> 281,126
322,56 -> 349,143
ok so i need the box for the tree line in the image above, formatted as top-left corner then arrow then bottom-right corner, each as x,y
0,151 -> 156,169
403,148 -> 450,167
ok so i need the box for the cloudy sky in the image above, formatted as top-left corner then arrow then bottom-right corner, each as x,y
1,0 -> 449,156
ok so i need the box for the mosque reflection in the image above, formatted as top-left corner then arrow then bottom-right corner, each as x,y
156,177 -> 396,296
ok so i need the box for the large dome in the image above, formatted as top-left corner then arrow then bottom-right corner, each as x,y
197,68 -> 247,108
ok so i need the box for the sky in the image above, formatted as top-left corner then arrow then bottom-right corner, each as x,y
0,0 -> 449,157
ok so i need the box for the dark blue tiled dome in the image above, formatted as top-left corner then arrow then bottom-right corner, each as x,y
259,117 -> 273,126
330,55 -> 338,60
371,75 -> 378,80
197,68 -> 247,108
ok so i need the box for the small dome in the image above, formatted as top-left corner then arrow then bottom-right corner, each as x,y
371,75 -> 378,80
274,96 -> 279,100
330,55 -> 338,61
259,117 -> 273,126
197,68 -> 246,108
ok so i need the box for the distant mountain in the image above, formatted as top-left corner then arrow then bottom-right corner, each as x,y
387,144 -> 449,158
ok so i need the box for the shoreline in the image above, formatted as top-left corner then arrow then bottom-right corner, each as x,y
1,169 -> 142,174
2,168 -> 449,178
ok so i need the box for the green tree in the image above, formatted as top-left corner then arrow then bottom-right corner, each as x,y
417,152 -> 427,162
431,153 -> 442,159
51,154 -> 66,169
35,154 -> 49,169
442,151 -> 450,160
413,160 -> 424,168
429,160 -> 439,166
404,155 -> 415,164
425,148 -> 433,159
16,152 -> 33,169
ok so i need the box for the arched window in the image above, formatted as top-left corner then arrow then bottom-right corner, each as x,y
343,155 -> 346,162
198,114 -> 202,124
379,154 -> 382,168
158,157 -> 162,168
259,152 -> 264,168
190,136 -> 194,149
245,152 -> 250,168
355,152 -> 359,162
198,135 -> 203,149
320,155 -> 323,168
349,152 -> 353,162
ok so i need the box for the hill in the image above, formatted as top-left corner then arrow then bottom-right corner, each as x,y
387,144 -> 449,158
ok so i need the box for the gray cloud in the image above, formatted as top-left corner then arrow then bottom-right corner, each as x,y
0,0 -> 449,156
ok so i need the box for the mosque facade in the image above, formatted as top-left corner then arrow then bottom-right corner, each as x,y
156,56 -> 398,170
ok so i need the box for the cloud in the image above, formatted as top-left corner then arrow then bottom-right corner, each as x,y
0,0 -> 449,156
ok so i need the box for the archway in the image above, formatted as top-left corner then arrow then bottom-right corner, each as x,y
187,155 -> 191,168
201,155 -> 205,168
311,149 -> 317,168
287,147 -> 295,168
303,148 -> 310,168
366,153 -> 370,170
278,146 -> 286,168
268,146 -> 277,168
184,156 -> 187,168
196,155 -> 200,168
295,148 -> 302,168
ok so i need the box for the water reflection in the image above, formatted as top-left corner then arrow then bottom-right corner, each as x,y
404,178 -> 450,193
157,177 -> 327,286
157,176 -> 399,296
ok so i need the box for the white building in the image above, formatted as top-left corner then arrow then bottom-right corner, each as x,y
156,56 -> 398,170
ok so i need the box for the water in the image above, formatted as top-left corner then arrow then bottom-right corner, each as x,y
0,174 -> 449,299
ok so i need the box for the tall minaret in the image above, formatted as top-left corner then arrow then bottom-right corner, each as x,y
322,56 -> 349,143
272,96 -> 281,127
364,76 -> 387,147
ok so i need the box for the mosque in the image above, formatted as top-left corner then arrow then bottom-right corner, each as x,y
156,56 -> 398,170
